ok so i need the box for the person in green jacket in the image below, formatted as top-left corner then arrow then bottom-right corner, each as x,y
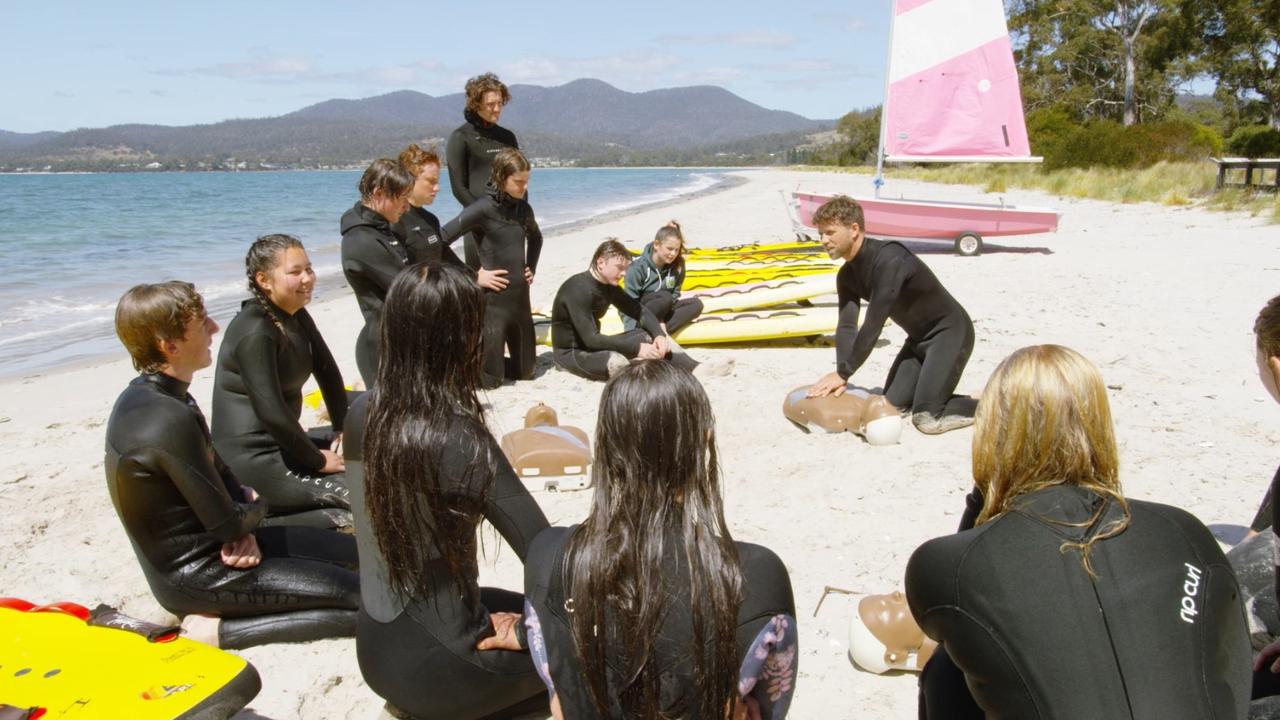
622,221 -> 704,333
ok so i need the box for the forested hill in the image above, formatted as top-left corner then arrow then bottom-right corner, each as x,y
0,79 -> 832,171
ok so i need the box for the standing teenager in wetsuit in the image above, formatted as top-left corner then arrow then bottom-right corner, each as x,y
522,360 -> 798,719
340,158 -> 414,386
807,195 -> 976,435
623,220 -> 704,334
447,72 -> 519,270
904,344 -> 1250,719
344,262 -> 550,720
211,235 -> 351,530
441,147 -> 541,388
106,282 -> 359,650
551,239 -> 696,382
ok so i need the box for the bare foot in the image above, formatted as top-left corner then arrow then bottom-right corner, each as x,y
180,613 -> 221,647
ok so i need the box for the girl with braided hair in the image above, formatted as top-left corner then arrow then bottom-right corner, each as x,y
211,234 -> 353,530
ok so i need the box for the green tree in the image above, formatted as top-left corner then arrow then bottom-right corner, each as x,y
835,106 -> 881,165
1183,0 -> 1280,130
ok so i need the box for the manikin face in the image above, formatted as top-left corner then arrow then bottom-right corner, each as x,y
502,170 -> 530,199
166,311 -> 219,375
652,238 -> 682,268
257,246 -> 315,315
595,255 -> 631,286
477,90 -> 504,125
370,188 -> 410,224
1259,347 -> 1280,405
408,163 -> 440,207
818,221 -> 863,262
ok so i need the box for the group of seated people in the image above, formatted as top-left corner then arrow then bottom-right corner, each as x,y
103,150 -> 1280,719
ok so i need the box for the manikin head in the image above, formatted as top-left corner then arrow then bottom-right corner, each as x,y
115,281 -> 218,380
812,195 -> 866,262
1256,294 -> 1280,405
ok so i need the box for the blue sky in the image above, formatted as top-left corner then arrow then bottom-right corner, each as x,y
1,1 -> 894,133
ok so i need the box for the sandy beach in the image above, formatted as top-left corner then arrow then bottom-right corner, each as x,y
1,167 -> 1276,719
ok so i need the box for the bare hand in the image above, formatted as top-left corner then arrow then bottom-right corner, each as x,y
239,485 -> 259,503
329,432 -> 343,456
651,335 -> 672,357
220,534 -> 262,569
807,372 -> 848,398
1256,638 -> 1280,674
476,611 -> 524,651
524,266 -> 534,286
636,342 -> 664,360
477,268 -> 509,292
319,449 -> 345,474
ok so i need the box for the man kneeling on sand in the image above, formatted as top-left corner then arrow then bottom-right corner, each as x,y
807,195 -> 977,434
105,281 -> 359,648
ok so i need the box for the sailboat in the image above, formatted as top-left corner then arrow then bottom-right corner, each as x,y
788,0 -> 1060,256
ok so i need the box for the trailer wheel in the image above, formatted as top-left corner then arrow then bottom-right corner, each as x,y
955,232 -> 983,257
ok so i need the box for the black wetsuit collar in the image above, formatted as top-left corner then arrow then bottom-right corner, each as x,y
352,201 -> 394,230
140,371 -> 191,400
465,108 -> 493,129
1010,484 -> 1122,541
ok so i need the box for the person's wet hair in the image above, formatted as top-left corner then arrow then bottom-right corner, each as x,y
1256,294 -> 1280,359
589,237 -> 631,270
565,360 -> 744,717
244,234 -> 304,334
357,158 -> 414,203
812,194 -> 866,230
464,72 -> 511,113
115,281 -> 206,373
362,263 -> 491,601
489,147 -> 530,192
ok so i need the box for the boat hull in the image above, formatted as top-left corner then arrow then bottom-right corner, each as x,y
793,191 -> 1059,240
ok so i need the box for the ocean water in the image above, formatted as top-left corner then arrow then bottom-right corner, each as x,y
0,168 -> 726,378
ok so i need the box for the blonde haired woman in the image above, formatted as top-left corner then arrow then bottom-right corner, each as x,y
905,345 -> 1250,719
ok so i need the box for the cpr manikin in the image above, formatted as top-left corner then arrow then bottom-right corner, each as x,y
499,403 -> 592,491
783,385 -> 902,445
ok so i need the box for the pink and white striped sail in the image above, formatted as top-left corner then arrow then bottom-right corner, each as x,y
883,0 -> 1035,162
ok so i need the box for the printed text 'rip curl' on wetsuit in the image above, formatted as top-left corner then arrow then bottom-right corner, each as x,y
211,298 -> 351,528
441,191 -> 542,387
105,373 -> 359,650
340,201 -> 410,386
549,271 -> 665,381
905,484 -> 1251,720
343,394 -> 550,720
836,238 -> 974,418
447,108 -> 520,270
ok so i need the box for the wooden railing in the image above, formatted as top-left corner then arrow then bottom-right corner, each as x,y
1213,157 -> 1280,192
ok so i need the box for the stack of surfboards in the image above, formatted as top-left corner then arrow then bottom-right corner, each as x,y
534,239 -> 842,346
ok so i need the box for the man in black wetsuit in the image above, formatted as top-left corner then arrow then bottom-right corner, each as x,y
808,195 -> 976,435
105,282 -> 359,649
447,72 -> 519,270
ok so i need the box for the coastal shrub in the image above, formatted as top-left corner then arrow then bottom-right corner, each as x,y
1226,125 -> 1280,158
1044,120 -> 1221,170
1026,107 -> 1077,165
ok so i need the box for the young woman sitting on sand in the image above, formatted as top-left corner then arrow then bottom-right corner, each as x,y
522,360 -> 798,719
550,239 -> 696,381
340,158 -> 415,386
441,147 -> 542,388
211,234 -> 351,530
343,262 -> 550,720
905,344 -> 1251,719
106,282 -> 359,649
623,220 -> 704,334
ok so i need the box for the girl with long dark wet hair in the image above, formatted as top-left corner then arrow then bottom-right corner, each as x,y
343,262 -> 550,720
522,361 -> 798,719
212,234 -> 351,530
442,147 -> 542,388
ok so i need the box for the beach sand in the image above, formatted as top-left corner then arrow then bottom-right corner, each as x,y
1,168 -> 1276,718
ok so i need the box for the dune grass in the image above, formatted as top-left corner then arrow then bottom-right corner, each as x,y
794,162 -> 1280,222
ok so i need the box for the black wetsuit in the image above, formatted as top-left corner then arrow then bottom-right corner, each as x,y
394,205 -> 465,267
523,527 -> 797,718
1236,464 -> 1280,701
441,192 -> 543,388
211,299 -> 351,529
836,239 -> 974,418
549,271 -> 665,381
905,484 -> 1251,719
447,109 -> 520,269
343,394 -> 550,720
105,373 -> 359,650
340,201 -> 410,386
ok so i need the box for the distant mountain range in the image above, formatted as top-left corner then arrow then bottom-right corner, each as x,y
0,79 -> 833,171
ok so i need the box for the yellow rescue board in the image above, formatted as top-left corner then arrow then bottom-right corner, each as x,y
690,276 -> 835,313
683,263 -> 836,290
0,600 -> 260,719
536,306 -> 837,347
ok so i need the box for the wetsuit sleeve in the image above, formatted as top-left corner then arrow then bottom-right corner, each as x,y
485,451 -> 549,561
441,203 -> 486,246
607,285 -> 664,338
834,271 -> 862,379
838,248 -> 913,379
231,332 -> 327,472
150,425 -> 266,542
564,286 -> 644,355
524,207 -> 543,275
446,131 -> 476,207
1253,466 -> 1280,533
298,310 -> 348,433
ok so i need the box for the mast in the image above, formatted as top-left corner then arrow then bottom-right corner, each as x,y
873,0 -> 898,198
